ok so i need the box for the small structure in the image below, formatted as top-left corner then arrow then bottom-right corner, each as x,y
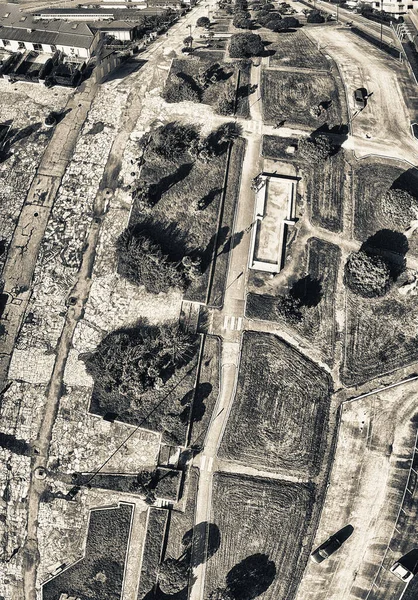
249,172 -> 299,274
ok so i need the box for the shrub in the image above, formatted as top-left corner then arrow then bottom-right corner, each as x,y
162,80 -> 201,103
229,32 -> 264,57
233,12 -> 252,28
307,9 -> 325,22
148,121 -> 199,161
116,227 -> 185,293
297,134 -> 334,161
344,250 -> 392,298
215,87 -> 236,115
197,16 -> 211,27
159,558 -> 190,594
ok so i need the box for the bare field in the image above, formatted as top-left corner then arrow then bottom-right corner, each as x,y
261,135 -> 299,161
206,472 -> 315,600
261,70 -> 342,128
247,238 -> 340,364
269,30 -> 330,71
219,331 -> 332,476
342,290 -> 418,386
296,380 -> 418,600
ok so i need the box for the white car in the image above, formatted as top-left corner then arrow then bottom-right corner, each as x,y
390,561 -> 415,583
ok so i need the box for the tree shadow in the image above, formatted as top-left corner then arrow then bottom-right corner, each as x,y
362,229 -> 408,278
181,521 -> 221,567
290,274 -> 322,308
218,230 -> 244,256
311,122 -> 349,152
226,554 -> 276,600
176,71 -> 202,97
191,382 -> 212,422
129,218 -> 189,262
200,226 -> 230,273
149,162 -> 194,204
392,167 -> 418,197
199,188 -> 223,210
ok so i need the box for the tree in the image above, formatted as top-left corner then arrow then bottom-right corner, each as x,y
197,16 -> 211,27
381,188 -> 418,229
162,79 -> 201,104
297,134 -> 334,161
207,588 -> 234,600
116,227 -> 185,293
233,12 -> 252,28
307,9 -> 325,22
159,558 -> 190,594
148,122 -> 199,161
183,35 -> 194,47
344,250 -> 392,298
229,32 -> 264,58
215,87 -> 235,115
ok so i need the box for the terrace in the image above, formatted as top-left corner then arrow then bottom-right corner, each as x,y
249,172 -> 299,273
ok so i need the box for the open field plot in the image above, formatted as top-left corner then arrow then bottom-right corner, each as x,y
189,335 -> 220,448
165,467 -> 199,561
219,332 -> 332,476
137,508 -> 168,600
42,504 -> 132,600
247,238 -> 340,364
269,30 -> 330,70
261,70 -> 342,128
236,63 -> 251,119
206,472 -> 315,600
164,58 -> 235,108
262,135 -> 299,161
208,138 -> 246,306
295,381 -> 418,600
305,150 -> 346,232
353,160 -> 418,244
342,289 -> 418,386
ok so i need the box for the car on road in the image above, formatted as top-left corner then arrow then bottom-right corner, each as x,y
354,87 -> 367,109
310,525 -> 354,564
390,562 -> 415,583
390,549 -> 418,583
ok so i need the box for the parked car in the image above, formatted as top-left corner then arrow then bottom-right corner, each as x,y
390,562 -> 415,583
354,87 -> 367,109
390,549 -> 418,583
311,525 -> 354,564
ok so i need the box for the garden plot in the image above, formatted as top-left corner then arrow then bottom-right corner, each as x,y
219,331 -> 331,476
261,70 -> 342,128
42,503 -> 133,600
205,472 -> 315,600
342,288 -> 418,386
247,238 -> 340,364
353,160 -> 418,246
305,150 -> 346,232
262,135 -> 299,161
269,30 -> 330,71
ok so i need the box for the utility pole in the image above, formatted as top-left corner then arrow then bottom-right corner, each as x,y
189,23 -> 192,48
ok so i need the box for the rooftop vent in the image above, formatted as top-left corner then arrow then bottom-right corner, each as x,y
71,23 -> 78,29
19,16 -> 27,21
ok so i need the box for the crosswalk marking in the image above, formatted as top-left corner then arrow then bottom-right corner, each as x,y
207,458 -> 214,473
222,315 -> 243,331
200,456 -> 206,470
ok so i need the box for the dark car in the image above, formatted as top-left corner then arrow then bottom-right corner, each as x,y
354,87 -> 367,109
311,536 -> 342,563
310,525 -> 354,564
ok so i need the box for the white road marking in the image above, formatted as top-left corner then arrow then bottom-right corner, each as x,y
237,317 -> 243,330
200,455 -> 206,471
207,457 -> 214,472
223,316 -> 229,330
230,316 -> 235,330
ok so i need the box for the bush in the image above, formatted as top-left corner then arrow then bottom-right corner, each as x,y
148,121 -> 199,161
215,87 -> 236,115
83,322 -> 196,400
229,32 -> 264,57
116,227 -> 185,293
162,80 -> 201,103
297,134 -> 334,161
159,558 -> 190,594
344,250 -> 392,298
233,12 -> 252,28
381,189 -> 418,229
307,9 -> 325,22
197,16 -> 211,27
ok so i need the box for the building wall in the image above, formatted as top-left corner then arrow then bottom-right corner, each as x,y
0,30 -> 99,58
103,28 -> 133,40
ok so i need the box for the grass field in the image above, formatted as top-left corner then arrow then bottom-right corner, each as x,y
261,135 -> 299,161
246,238 -> 341,364
205,472 -> 315,600
261,70 -> 342,128
165,467 -> 199,561
342,289 -> 418,386
353,161 -> 418,241
43,504 -> 132,600
305,150 -> 346,232
219,331 -> 332,476
209,138 -> 246,307
188,335 -> 220,448
269,30 -> 330,71
235,63 -> 251,119
137,508 -> 168,600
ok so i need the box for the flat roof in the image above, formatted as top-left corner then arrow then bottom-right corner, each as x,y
0,26 -> 94,48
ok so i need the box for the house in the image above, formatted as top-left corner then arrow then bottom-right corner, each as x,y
0,4 -> 100,58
